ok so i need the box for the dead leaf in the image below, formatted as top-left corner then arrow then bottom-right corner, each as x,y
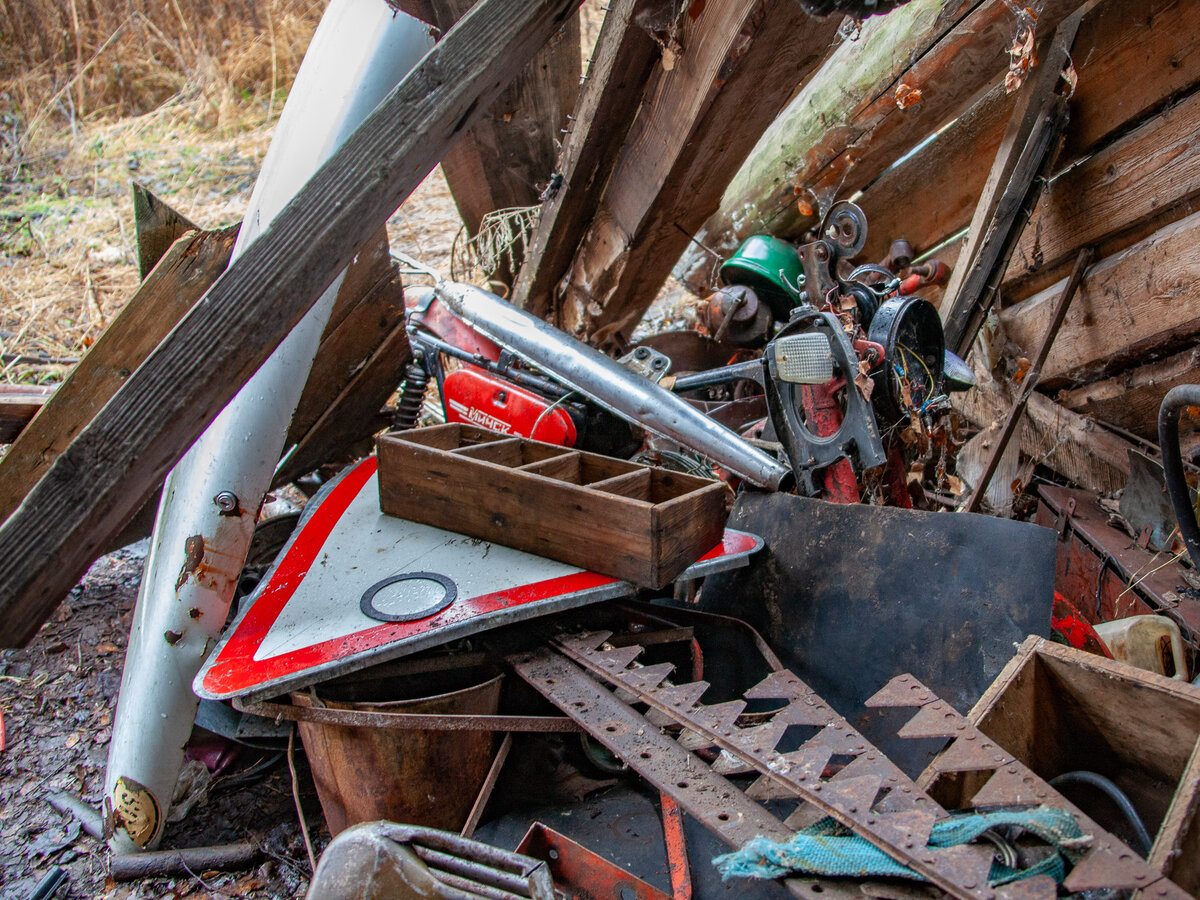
1013,356 -> 1031,384
1005,24 -> 1037,94
96,641 -> 119,654
65,732 -> 80,748
946,474 -> 965,496
1061,62 -> 1078,97
894,83 -> 922,110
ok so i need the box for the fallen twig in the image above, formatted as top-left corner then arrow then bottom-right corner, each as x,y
109,841 -> 260,881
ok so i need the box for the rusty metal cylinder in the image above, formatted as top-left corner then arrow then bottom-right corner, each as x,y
293,669 -> 502,835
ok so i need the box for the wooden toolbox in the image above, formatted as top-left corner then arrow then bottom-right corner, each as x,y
377,424 -> 728,588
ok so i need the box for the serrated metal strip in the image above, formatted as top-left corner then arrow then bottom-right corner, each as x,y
873,675 -> 1190,899
552,633 -> 1009,900
507,647 -> 862,900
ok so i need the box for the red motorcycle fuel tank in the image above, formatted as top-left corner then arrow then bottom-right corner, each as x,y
443,367 -> 577,446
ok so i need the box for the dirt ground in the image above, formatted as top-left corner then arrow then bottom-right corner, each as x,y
0,80 -> 467,900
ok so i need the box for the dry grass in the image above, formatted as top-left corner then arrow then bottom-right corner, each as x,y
0,0 -> 324,141
0,0 -> 327,384
0,0 -> 610,386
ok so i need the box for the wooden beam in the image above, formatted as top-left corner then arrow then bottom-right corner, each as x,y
941,13 -> 1080,356
0,385 -> 55,444
1002,81 -> 1200,304
998,208 -> 1200,389
512,0 -> 663,318
414,0 -> 581,287
953,368 -> 1133,496
0,0 -> 583,648
132,182 -> 200,279
0,227 -> 238,526
561,0 -> 841,343
285,229 -> 401,445
677,0 -> 1089,291
1060,347 -> 1200,441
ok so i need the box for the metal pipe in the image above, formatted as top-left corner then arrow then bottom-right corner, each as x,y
671,359 -> 765,392
435,282 -> 790,489
1159,384 -> 1200,569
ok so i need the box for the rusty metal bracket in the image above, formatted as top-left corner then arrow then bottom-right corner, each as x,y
516,823 -> 671,900
234,696 -> 581,733
870,674 -> 1189,898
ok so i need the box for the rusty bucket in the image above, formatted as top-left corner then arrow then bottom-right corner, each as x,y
292,668 -> 502,836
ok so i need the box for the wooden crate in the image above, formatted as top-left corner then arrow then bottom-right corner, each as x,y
918,637 -> 1200,894
376,424 -> 728,588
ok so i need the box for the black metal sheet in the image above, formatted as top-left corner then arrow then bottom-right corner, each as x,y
695,493 -> 1055,775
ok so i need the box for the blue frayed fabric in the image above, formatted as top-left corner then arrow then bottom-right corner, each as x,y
713,806 -> 1081,885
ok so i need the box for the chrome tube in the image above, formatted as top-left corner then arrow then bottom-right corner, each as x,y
435,282 -> 790,489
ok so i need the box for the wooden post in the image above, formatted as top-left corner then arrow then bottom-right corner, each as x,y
0,0 -> 583,647
512,0 -> 663,318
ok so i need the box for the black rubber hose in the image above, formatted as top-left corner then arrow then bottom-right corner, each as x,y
1158,384 -> 1200,569
1049,770 -> 1153,856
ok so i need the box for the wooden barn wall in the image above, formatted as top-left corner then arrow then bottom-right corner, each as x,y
672,0 -> 1200,448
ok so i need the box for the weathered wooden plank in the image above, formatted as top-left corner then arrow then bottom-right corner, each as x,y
513,0 -> 663,319
415,0 -> 581,286
132,181 -> 200,279
1059,347 -> 1200,441
274,283 -> 410,487
856,0 -> 1200,271
0,227 -> 238,527
953,367 -> 1132,496
0,0 -> 583,647
0,385 -> 55,444
1063,0 -> 1200,162
561,0 -> 841,343
285,229 -> 401,445
941,13 -> 1080,357
1003,83 -> 1200,303
679,0 -> 1088,291
998,208 -> 1200,390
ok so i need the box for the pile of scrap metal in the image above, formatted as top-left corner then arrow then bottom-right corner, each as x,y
6,0 -> 1200,897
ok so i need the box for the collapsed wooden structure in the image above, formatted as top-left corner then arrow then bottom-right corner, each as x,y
1,0 -> 1198,648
